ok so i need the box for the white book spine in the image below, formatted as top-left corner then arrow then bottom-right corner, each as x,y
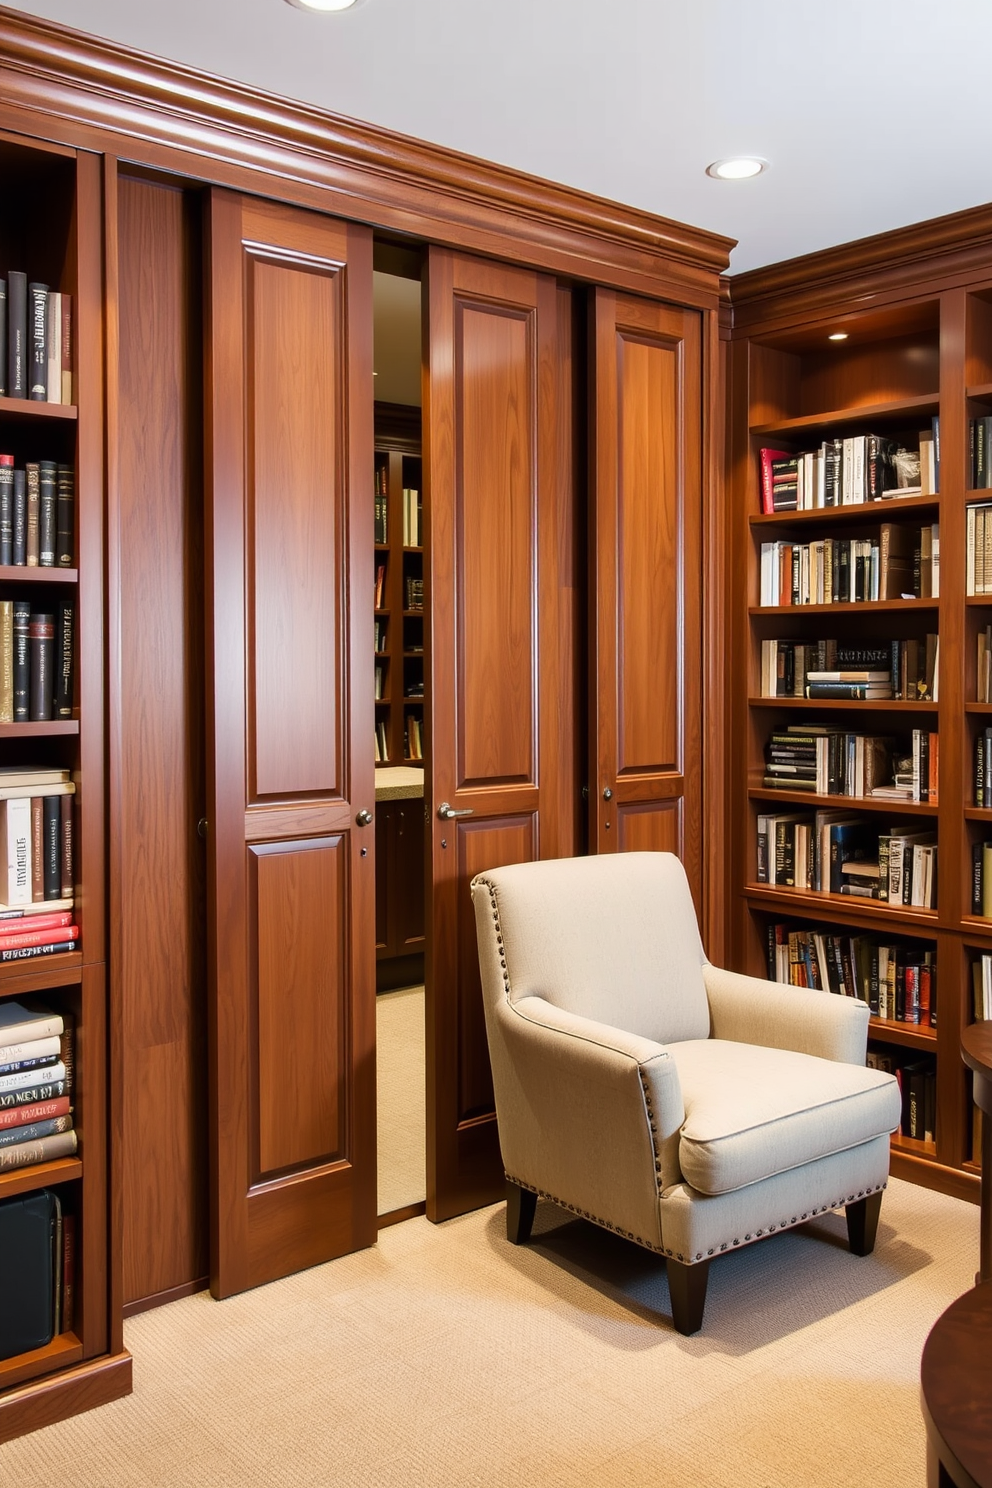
0,1058 -> 66,1094
2,797 -> 31,907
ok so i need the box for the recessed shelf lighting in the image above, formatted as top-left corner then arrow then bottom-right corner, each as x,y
828,332 -> 849,342
705,158 -> 767,181
285,0 -> 360,11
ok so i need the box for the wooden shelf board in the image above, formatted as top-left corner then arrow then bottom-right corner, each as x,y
966,704 -> 992,714
965,808 -> 992,822
750,394 -> 939,438
750,494 -> 939,528
967,595 -> 992,606
0,396 -> 77,422
402,609 -> 425,617
0,722 -> 78,737
403,546 -> 424,554
0,566 -> 77,584
0,949 -> 82,989
889,1148 -> 979,1204
964,1160 -> 982,1176
891,1134 -> 937,1161
744,883 -> 938,933
0,1156 -> 81,1200
748,787 -> 938,816
748,697 -> 937,713
967,384 -> 992,402
374,697 -> 391,706
0,1333 -> 82,1393
749,600 -> 937,615
868,1018 -> 937,1049
960,917 -> 992,940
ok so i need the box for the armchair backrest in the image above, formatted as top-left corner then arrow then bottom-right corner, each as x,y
471,852 -> 710,1045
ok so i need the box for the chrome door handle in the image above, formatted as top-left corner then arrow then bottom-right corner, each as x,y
438,801 -> 474,820
356,808 -> 374,827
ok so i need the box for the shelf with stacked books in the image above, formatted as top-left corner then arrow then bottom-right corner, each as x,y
374,406 -> 424,768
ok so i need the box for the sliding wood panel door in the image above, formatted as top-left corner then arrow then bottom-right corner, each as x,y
204,190 -> 376,1297
589,290 -> 703,907
425,249 -> 577,1221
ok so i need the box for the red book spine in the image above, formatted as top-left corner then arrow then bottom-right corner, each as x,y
0,922 -> 78,951
760,447 -> 792,515
919,965 -> 932,1027
0,909 -> 72,934
0,1095 -> 71,1129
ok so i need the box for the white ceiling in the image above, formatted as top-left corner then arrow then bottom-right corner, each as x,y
9,0 -> 992,274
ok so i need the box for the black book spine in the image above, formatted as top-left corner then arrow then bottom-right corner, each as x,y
28,612 -> 54,722
12,469 -> 25,566
42,796 -> 60,900
56,465 -> 74,567
7,271 -> 26,399
0,459 -> 11,566
0,279 -> 5,397
27,284 -> 48,401
54,603 -> 73,719
0,941 -> 75,964
12,598 -> 29,722
60,794 -> 73,899
38,462 -> 56,567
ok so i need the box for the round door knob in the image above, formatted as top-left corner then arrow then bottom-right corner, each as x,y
356,808 -> 374,827
602,788 -> 613,801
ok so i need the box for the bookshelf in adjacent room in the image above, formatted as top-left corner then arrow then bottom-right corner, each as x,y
0,134 -> 118,1436
374,403 -> 425,768
730,242 -> 992,1206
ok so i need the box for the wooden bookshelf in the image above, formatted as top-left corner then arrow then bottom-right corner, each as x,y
374,404 -> 425,766
0,134 -> 126,1442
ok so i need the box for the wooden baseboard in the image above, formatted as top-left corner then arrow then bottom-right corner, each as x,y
377,1201 -> 426,1229
123,1277 -> 209,1319
0,1351 -> 132,1444
890,1150 -> 981,1205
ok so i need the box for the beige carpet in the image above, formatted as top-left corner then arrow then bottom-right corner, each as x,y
376,985 -> 426,1215
0,1177 -> 980,1486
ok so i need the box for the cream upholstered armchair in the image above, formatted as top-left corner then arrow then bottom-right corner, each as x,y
470,852 -> 902,1335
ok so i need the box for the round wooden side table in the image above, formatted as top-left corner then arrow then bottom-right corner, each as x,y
961,1021 -> 992,1285
921,1284 -> 992,1488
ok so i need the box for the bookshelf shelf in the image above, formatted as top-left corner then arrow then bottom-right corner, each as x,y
748,787 -> 939,816
374,412 -> 425,770
744,883 -> 939,933
891,1133 -> 938,1162
749,495 -> 940,529
967,383 -> 992,402
0,395 -> 77,423
0,1156 -> 82,1201
868,1019 -> 937,1050
0,721 -> 79,737
748,697 -> 938,714
0,959 -> 82,998
0,566 -> 78,584
749,600 -> 937,616
965,808 -> 992,823
0,1333 -> 82,1393
750,394 -> 939,439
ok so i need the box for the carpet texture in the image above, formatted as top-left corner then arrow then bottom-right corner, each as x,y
0,1177 -> 978,1486
376,985 -> 426,1215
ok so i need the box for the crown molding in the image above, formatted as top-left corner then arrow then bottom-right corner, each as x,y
0,6 -> 733,304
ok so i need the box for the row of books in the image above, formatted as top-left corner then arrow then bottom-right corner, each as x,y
0,776 -> 75,917
405,576 -> 424,611
406,714 -> 424,761
759,637 -> 937,702
374,461 -> 388,544
374,618 -> 386,653
766,921 -> 936,1025
374,720 -> 389,763
756,810 -> 937,906
0,459 -> 74,569
965,502 -> 992,594
975,728 -> 992,808
970,418 -> 992,490
0,1187 -> 75,1362
0,999 -> 76,1174
970,842 -> 992,918
758,525 -> 939,606
374,663 -> 386,701
763,727 -> 937,803
759,429 -> 938,513
867,1048 -> 936,1143
374,563 -> 386,611
0,275 -> 73,405
402,487 -> 422,548
0,601 -> 74,722
972,954 -> 992,1020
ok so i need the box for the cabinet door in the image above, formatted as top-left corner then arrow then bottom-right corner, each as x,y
589,289 -> 703,906
204,190 -> 376,1297
425,249 -> 575,1221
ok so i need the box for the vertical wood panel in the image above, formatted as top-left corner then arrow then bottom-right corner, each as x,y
617,800 -> 681,854
253,840 -> 345,1177
618,335 -> 679,774
249,254 -> 342,800
457,302 -> 535,787
116,174 -> 207,1307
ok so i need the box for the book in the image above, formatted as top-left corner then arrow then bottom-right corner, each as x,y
25,462 -> 39,565
0,999 -> 64,1049
0,600 -> 11,725
0,1095 -> 71,1130
0,1059 -> 66,1096
38,461 -> 56,565
28,612 -> 54,721
759,449 -> 794,514
30,795 -> 43,902
56,465 -> 74,567
0,1127 -> 77,1173
60,794 -> 72,898
12,599 -> 30,722
0,897 -> 73,917
0,1030 -> 61,1072
0,923 -> 78,952
11,468 -> 25,566
61,1210 -> 75,1330
0,939 -> 77,963
27,283 -> 47,400
0,1114 -> 72,1149
0,454 -> 12,567
0,1072 -> 68,1108
43,797 -> 60,901
7,271 -> 26,399
0,796 -> 31,906
45,290 -> 60,403
54,603 -> 73,717
60,294 -> 72,405
0,278 -> 5,395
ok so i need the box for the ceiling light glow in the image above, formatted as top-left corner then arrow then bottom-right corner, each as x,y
828,332 -> 849,341
706,157 -> 766,181
285,0 -> 360,11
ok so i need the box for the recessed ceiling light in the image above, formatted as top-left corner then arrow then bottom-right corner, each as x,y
705,158 -> 767,181
828,333 -> 849,341
285,0 -> 360,11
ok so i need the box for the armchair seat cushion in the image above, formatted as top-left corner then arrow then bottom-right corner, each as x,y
669,1039 -> 901,1197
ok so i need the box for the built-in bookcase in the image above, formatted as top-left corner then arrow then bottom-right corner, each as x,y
730,260 -> 992,1204
374,404 -> 424,767
0,135 -> 117,1436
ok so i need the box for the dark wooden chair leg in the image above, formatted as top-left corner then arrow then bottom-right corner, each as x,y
666,1257 -> 710,1335
506,1182 -> 537,1245
846,1191 -> 883,1257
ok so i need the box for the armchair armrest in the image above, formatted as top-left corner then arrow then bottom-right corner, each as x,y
490,996 -> 686,1247
702,963 -> 869,1065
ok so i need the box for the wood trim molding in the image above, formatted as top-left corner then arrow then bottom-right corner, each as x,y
0,6 -> 733,304
730,202 -> 992,333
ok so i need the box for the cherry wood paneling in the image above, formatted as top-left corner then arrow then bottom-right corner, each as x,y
589,290 -> 703,908
427,249 -> 577,1221
205,190 -> 375,1297
249,254 -> 342,800
253,839 -> 346,1177
114,172 -> 208,1310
